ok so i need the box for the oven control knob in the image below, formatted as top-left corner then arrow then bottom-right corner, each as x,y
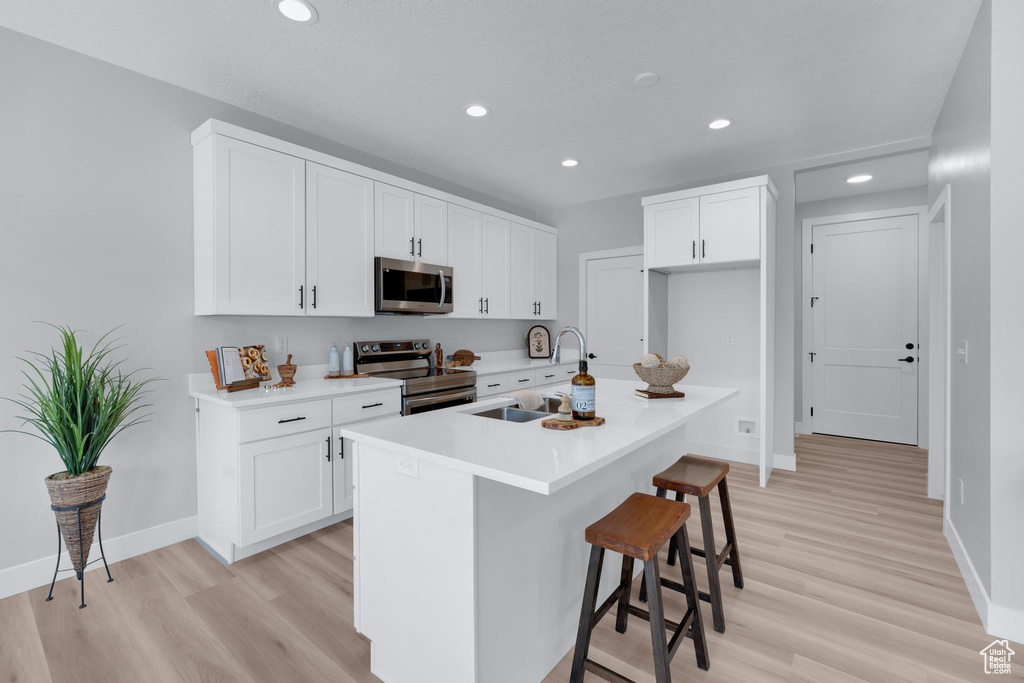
371,344 -> 380,352
413,343 -> 421,350
360,345 -> 369,353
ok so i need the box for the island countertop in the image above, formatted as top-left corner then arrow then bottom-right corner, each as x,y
339,378 -> 738,494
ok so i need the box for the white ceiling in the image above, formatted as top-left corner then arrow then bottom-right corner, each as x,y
0,1 -> 980,212
795,150 -> 930,204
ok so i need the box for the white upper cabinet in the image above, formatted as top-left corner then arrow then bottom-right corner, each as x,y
196,135 -> 306,316
510,224 -> 557,319
448,205 -> 483,318
374,183 -> 416,261
480,215 -> 510,318
644,198 -> 698,269
306,162 -> 375,317
642,176 -> 774,271
415,194 -> 449,265
700,187 -> 761,263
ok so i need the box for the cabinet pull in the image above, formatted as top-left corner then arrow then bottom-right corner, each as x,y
299,285 -> 304,309
278,416 -> 307,424
692,240 -> 696,259
418,238 -> 423,257
312,285 -> 317,309
326,436 -> 331,463
479,297 -> 483,313
487,383 -> 501,388
538,301 -> 541,316
702,239 -> 706,258
544,374 -> 555,379
485,298 -> 489,314
410,236 -> 415,256
518,378 -> 530,383
339,437 -> 344,459
361,402 -> 384,409
533,301 -> 537,315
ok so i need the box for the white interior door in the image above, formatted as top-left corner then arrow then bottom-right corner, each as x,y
811,214 -> 919,444
585,255 -> 644,380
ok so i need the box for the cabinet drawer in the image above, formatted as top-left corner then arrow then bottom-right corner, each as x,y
239,399 -> 332,443
332,388 -> 401,425
535,368 -> 562,386
479,370 -> 535,397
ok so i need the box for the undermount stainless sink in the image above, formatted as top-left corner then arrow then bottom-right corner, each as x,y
471,397 -> 564,422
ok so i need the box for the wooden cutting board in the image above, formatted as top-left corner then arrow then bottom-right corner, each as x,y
542,416 -> 606,430
452,349 -> 479,366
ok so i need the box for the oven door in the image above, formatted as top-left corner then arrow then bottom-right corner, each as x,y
376,257 -> 454,314
403,387 -> 477,415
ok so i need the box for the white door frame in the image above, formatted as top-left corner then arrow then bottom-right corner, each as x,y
928,185 -> 951,502
578,246 -> 644,338
800,205 -> 929,446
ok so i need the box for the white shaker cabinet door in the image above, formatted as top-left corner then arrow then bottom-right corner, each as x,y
306,163 -> 375,317
415,194 -> 449,265
212,137 -> 306,315
374,182 -> 416,261
239,428 -> 333,547
448,204 -> 483,318
699,187 -> 761,263
333,429 -> 354,514
480,215 -> 511,318
509,223 -> 535,319
643,197 -> 698,269
533,229 -> 557,319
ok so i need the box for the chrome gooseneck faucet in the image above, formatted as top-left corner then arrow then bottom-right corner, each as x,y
551,326 -> 587,365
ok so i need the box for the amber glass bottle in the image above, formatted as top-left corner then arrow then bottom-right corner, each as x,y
571,361 -> 596,420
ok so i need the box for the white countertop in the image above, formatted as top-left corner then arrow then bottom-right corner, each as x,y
188,372 -> 402,408
466,354 -> 580,376
339,379 -> 738,495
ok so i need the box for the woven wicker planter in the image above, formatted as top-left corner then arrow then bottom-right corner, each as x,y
632,363 -> 690,394
45,466 -> 112,573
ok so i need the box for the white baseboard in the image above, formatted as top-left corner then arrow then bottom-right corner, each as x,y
686,441 -> 758,466
774,452 -> 796,471
0,515 -> 197,600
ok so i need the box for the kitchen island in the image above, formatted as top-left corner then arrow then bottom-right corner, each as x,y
338,378 -> 738,683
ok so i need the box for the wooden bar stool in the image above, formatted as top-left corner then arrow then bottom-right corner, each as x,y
570,492 -> 709,683
639,455 -> 743,634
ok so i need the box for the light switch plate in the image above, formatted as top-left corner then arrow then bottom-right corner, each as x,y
397,455 -> 419,479
725,333 -> 736,346
956,339 -> 968,364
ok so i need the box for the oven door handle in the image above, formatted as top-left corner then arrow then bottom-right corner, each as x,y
403,386 -> 477,411
438,270 -> 446,309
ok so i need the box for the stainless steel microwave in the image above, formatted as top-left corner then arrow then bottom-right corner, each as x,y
375,258 -> 454,314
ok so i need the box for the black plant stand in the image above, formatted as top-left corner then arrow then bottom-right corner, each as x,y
45,494 -> 113,609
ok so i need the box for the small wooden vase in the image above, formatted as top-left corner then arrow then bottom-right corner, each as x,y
277,354 -> 297,386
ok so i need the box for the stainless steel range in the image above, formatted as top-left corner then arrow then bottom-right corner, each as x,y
354,339 -> 476,415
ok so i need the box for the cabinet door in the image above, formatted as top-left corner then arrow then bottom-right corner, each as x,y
509,223 -> 535,319
415,194 -> 449,265
480,215 -> 511,318
374,182 -> 416,261
533,229 -> 557,319
333,429 -> 354,514
448,205 -> 483,318
699,187 -> 761,263
306,163 -> 374,317
213,136 -> 305,315
239,429 -> 332,546
643,198 -> 699,269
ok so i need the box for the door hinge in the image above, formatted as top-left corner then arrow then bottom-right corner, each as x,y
808,352 -> 816,362
810,407 -> 814,417
810,296 -> 819,308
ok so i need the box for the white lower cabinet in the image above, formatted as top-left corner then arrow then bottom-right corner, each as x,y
334,431 -> 355,513
477,364 -> 576,397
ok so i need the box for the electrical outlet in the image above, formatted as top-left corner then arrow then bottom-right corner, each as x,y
397,455 -> 419,479
458,332 -> 466,344
275,336 -> 289,354
725,333 -> 735,346
956,339 -> 968,364
959,478 -> 965,505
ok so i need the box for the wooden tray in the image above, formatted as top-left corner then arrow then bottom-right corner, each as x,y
542,416 -> 606,430
324,373 -> 372,379
635,389 -> 685,399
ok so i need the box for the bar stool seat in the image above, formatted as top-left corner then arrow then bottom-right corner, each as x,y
652,455 -> 729,497
570,492 -> 709,683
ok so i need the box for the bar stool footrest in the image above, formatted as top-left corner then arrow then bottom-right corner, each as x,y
689,542 -> 733,570
655,575 -> 714,605
591,584 -> 629,629
583,659 -> 636,683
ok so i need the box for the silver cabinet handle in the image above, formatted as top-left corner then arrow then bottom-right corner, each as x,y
438,269 -> 446,309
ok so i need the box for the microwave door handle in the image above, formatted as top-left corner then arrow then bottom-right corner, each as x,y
438,270 -> 446,309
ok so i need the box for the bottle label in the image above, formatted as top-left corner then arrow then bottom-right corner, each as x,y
572,385 -> 595,413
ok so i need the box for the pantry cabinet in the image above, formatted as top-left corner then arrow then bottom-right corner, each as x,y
510,224 -> 558,319
447,206 -> 512,319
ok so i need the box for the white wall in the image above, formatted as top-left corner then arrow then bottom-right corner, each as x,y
0,28 -> 539,577
927,0 -> 992,595
793,185 -> 929,420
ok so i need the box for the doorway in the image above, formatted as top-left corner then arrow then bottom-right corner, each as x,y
579,247 -> 644,380
801,207 -> 927,445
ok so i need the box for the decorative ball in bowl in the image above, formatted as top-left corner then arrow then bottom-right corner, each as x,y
632,355 -> 690,394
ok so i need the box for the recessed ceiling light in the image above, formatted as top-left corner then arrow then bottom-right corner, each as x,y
846,174 -> 873,183
465,105 -> 489,117
634,72 -> 660,88
561,159 -> 579,167
708,118 -> 732,130
278,0 -> 317,23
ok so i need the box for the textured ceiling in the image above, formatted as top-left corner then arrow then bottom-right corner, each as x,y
796,150 -> 930,204
0,0 -> 980,212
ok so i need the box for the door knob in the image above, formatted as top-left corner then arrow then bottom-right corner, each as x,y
898,356 -> 915,363
587,353 -> 597,359
906,343 -> 915,349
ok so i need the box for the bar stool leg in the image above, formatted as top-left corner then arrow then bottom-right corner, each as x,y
570,546 -> 605,683
698,496 -> 725,633
615,555 -> 634,633
643,558 -> 671,683
675,524 -> 710,671
665,490 -> 683,566
718,478 -> 744,589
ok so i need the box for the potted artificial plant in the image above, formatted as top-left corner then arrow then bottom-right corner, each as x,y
4,325 -> 158,589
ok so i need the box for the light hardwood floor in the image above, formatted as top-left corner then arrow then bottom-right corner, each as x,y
1,434 -> 1019,682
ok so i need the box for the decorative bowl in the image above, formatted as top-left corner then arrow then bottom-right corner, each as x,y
632,363 -> 690,394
